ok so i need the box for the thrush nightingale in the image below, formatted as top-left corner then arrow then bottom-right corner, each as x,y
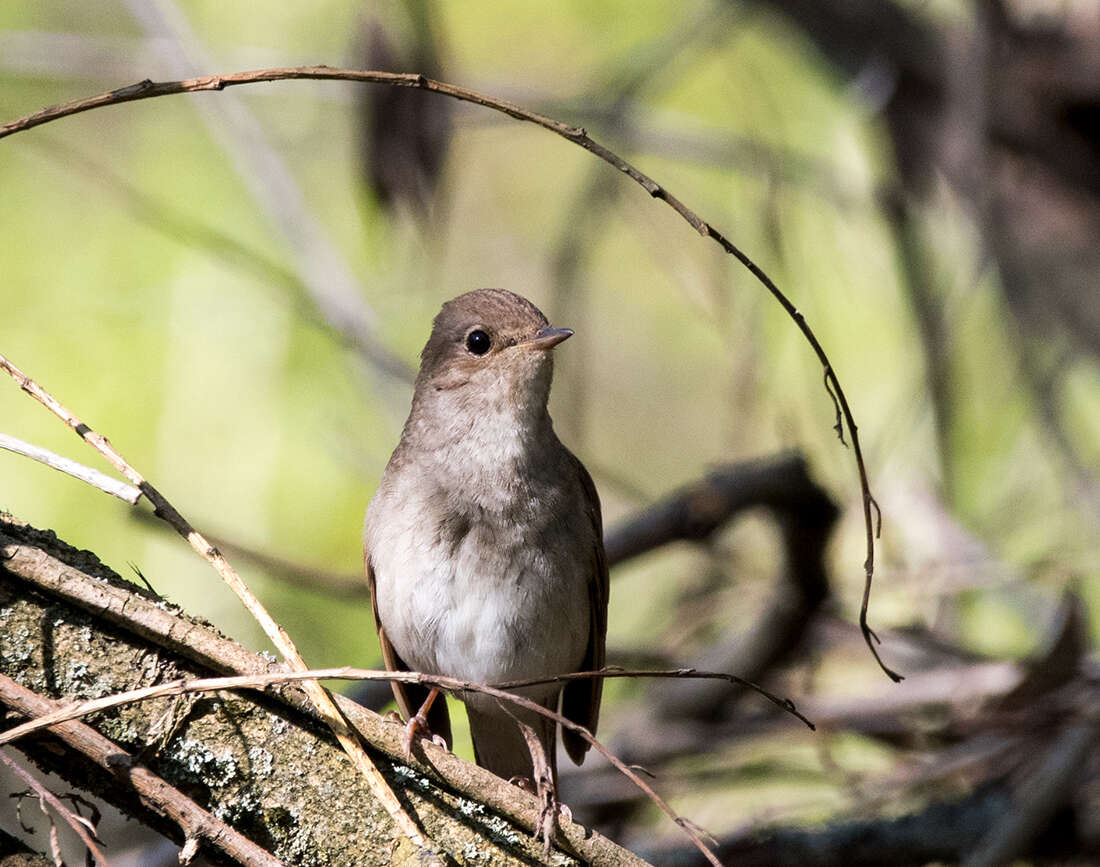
364,288 -> 608,782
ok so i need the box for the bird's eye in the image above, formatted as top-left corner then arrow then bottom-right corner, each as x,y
465,329 -> 491,355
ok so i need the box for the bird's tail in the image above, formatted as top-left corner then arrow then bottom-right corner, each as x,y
466,693 -> 558,784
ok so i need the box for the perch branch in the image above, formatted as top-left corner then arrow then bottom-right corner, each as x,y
0,515 -> 646,865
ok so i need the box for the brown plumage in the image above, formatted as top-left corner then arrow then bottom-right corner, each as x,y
365,289 -> 608,781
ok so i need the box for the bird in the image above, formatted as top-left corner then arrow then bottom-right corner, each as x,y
364,288 -> 608,783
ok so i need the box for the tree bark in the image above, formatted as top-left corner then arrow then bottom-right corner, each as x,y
0,512 -> 646,866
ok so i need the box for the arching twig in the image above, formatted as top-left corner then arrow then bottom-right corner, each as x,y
0,66 -> 897,678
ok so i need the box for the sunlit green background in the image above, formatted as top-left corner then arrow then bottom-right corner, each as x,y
2,0 -> 1097,855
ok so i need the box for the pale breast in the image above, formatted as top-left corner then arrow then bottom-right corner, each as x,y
366,469 -> 591,686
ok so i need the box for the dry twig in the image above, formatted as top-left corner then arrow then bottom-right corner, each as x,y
0,749 -> 112,867
0,432 -> 141,504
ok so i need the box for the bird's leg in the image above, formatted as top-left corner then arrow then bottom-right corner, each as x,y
403,687 -> 441,758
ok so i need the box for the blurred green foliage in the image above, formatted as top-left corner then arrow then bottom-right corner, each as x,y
2,0 -> 1098,850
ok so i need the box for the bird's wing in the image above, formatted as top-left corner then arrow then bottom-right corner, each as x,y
559,456 -> 609,765
366,554 -> 452,746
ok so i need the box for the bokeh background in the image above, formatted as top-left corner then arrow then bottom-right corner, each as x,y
2,0 -> 1099,863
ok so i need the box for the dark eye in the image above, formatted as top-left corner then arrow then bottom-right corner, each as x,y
465,329 -> 491,355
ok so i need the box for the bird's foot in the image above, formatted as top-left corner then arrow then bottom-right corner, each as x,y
402,687 -> 443,759
401,720 -> 446,754
403,711 -> 432,759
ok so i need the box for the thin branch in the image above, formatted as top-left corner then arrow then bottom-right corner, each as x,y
0,664 -> 811,866
0,675 -> 283,867
0,353 -> 436,857
0,432 -> 142,504
0,749 -> 112,867
0,666 -> 812,748
0,66 -> 892,679
496,668 -> 815,730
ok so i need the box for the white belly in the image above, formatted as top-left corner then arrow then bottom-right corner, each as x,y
366,483 -> 590,686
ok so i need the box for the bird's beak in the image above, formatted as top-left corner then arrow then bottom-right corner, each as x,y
527,326 -> 574,350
